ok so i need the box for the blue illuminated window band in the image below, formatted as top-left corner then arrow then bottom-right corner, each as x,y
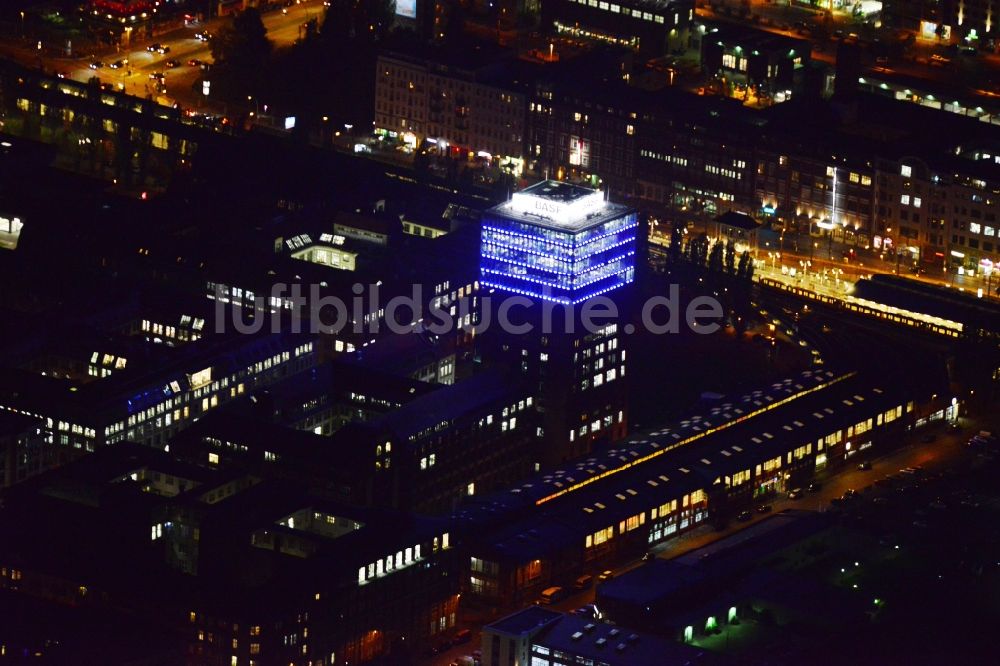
570,254 -> 637,288
565,237 -> 638,263
482,225 -> 575,249
480,254 -> 573,275
482,268 -> 565,290
572,221 -> 640,248
481,235 -> 635,265
573,236 -> 639,259
571,270 -> 634,293
482,267 -> 632,296
481,221 -> 639,251
481,241 -> 574,262
482,280 -> 633,306
481,249 -> 636,285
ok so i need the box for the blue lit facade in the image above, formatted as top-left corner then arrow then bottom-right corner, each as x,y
480,182 -> 638,305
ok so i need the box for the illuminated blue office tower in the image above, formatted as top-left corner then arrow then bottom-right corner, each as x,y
480,181 -> 638,305
480,181 -> 637,465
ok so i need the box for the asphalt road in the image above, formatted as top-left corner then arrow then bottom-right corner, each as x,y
0,1 -> 324,112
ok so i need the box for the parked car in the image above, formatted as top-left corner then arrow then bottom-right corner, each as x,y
808,482 -> 822,493
597,570 -> 614,583
857,461 -> 872,471
788,488 -> 804,500
574,574 -> 594,589
756,504 -> 773,514
736,510 -> 753,522
539,586 -> 565,605
454,629 -> 472,644
842,489 -> 858,500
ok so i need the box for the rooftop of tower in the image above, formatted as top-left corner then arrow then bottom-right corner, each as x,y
488,180 -> 633,232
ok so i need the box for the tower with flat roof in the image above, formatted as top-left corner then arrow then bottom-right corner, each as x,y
480,181 -> 638,465
480,180 -> 638,304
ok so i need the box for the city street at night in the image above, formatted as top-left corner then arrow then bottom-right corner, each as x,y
1,1 -> 1000,665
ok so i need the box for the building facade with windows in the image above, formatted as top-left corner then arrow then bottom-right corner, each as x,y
542,0 -> 694,55
374,51 -> 527,175
480,181 -> 636,464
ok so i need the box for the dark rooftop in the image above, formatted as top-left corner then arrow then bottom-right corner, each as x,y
716,210 -> 762,231
486,605 -> 562,637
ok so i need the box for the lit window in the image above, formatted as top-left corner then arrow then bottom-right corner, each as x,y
901,164 -> 912,177
900,194 -> 910,205
913,197 -> 921,208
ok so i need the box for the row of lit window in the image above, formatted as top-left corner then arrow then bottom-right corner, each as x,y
567,0 -> 689,25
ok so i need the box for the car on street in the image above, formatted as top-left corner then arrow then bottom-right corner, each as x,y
195,31 -> 212,41
842,489 -> 858,500
574,574 -> 593,589
597,570 -> 614,583
187,59 -> 203,67
109,60 -> 125,69
756,504 -> 773,514
736,510 -> 753,522
808,482 -> 822,493
165,59 -> 180,69
454,629 -> 472,644
88,61 -> 103,69
857,461 -> 872,470
788,488 -> 804,500
149,71 -> 165,80
147,43 -> 161,52
539,586 -> 566,605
